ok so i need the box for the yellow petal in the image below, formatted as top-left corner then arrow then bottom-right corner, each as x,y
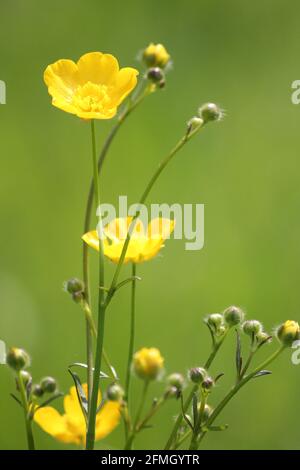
77,52 -> 119,85
147,218 -> 175,239
111,68 -> 139,106
34,407 -> 76,444
44,59 -> 78,101
95,401 -> 121,441
82,230 -> 99,251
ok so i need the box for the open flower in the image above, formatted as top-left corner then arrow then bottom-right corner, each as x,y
34,384 -> 120,446
82,217 -> 175,264
44,52 -> 139,119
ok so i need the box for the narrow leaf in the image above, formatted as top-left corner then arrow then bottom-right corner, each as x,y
192,393 -> 198,430
204,321 -> 216,347
253,370 -> 272,379
69,362 -> 109,379
10,393 -> 23,408
203,424 -> 228,432
68,369 -> 88,420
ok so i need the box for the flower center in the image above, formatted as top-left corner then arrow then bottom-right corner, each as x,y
73,81 -> 114,113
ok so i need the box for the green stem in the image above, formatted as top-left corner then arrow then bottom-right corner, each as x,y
86,120 -> 106,450
164,333 -> 227,450
106,126 -> 203,305
197,346 -> 285,448
189,391 -> 207,450
125,263 -> 137,403
17,372 -> 35,450
124,380 -> 149,450
82,86 -> 151,400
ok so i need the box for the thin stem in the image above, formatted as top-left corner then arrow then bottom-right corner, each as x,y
86,120 -> 106,450
136,396 -> 165,432
106,126 -> 203,305
124,380 -> 149,450
197,346 -> 285,448
189,391 -> 207,450
125,263 -> 137,403
17,372 -> 35,450
164,333 -> 228,450
82,86 -> 151,399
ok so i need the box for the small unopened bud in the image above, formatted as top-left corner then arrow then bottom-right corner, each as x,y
32,384 -> 44,397
106,383 -> 124,402
40,376 -> 57,394
167,373 -> 185,390
277,320 -> 300,347
189,367 -> 207,384
16,370 -> 32,390
257,331 -> 272,344
207,313 -> 224,329
187,117 -> 204,134
6,347 -> 30,371
133,347 -> 164,381
202,377 -> 214,391
223,306 -> 244,327
143,43 -> 170,69
147,67 -> 164,84
242,320 -> 263,337
197,403 -> 213,422
65,278 -> 84,294
198,103 -> 222,123
164,385 -> 181,399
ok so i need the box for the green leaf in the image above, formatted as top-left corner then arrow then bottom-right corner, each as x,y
36,392 -> 64,410
253,370 -> 272,379
203,424 -> 228,432
69,362 -> 109,379
235,329 -> 242,377
10,393 -> 23,408
68,369 -> 88,421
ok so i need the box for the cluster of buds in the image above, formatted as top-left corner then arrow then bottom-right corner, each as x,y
242,319 -> 271,345
64,278 -> 85,304
187,102 -> 223,136
205,306 -> 245,340
143,43 -> 170,89
133,347 -> 164,381
6,347 -> 58,403
189,367 -> 215,392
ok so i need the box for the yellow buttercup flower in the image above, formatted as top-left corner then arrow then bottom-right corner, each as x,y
143,43 -> 170,68
82,217 -> 175,264
277,320 -> 300,347
133,347 -> 164,380
34,384 -> 120,446
44,52 -> 139,119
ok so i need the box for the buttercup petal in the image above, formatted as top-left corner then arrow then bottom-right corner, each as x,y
44,59 -> 78,101
148,218 -> 175,240
95,401 -> 121,441
34,407 -> 76,444
111,68 -> 139,106
77,52 -> 119,85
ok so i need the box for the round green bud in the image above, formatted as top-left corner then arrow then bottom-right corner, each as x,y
6,347 -> 30,371
20,370 -> 31,386
242,320 -> 263,336
256,331 -> 272,343
197,403 -> 213,422
277,320 -> 300,347
66,278 -> 84,295
106,383 -> 125,402
32,384 -> 44,397
189,367 -> 207,384
147,67 -> 165,84
72,291 -> 84,304
40,376 -> 57,394
223,306 -> 244,327
187,116 -> 204,133
207,313 -> 224,329
198,103 -> 222,123
167,373 -> 185,390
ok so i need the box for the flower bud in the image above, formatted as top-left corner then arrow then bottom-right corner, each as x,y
143,43 -> 170,69
16,370 -> 32,391
257,331 -> 272,344
6,347 -> 30,371
202,377 -> 214,391
187,117 -> 204,134
198,103 -> 222,123
40,376 -> 57,394
277,320 -> 300,347
223,306 -> 244,327
133,347 -> 164,381
189,367 -> 207,384
197,403 -> 213,422
164,385 -> 181,399
32,384 -> 44,397
242,320 -> 263,336
167,373 -> 185,390
147,67 -> 164,83
106,383 -> 125,402
207,313 -> 224,329
65,278 -> 84,294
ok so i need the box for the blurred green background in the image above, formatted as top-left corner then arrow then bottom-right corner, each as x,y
1,0 -> 300,450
